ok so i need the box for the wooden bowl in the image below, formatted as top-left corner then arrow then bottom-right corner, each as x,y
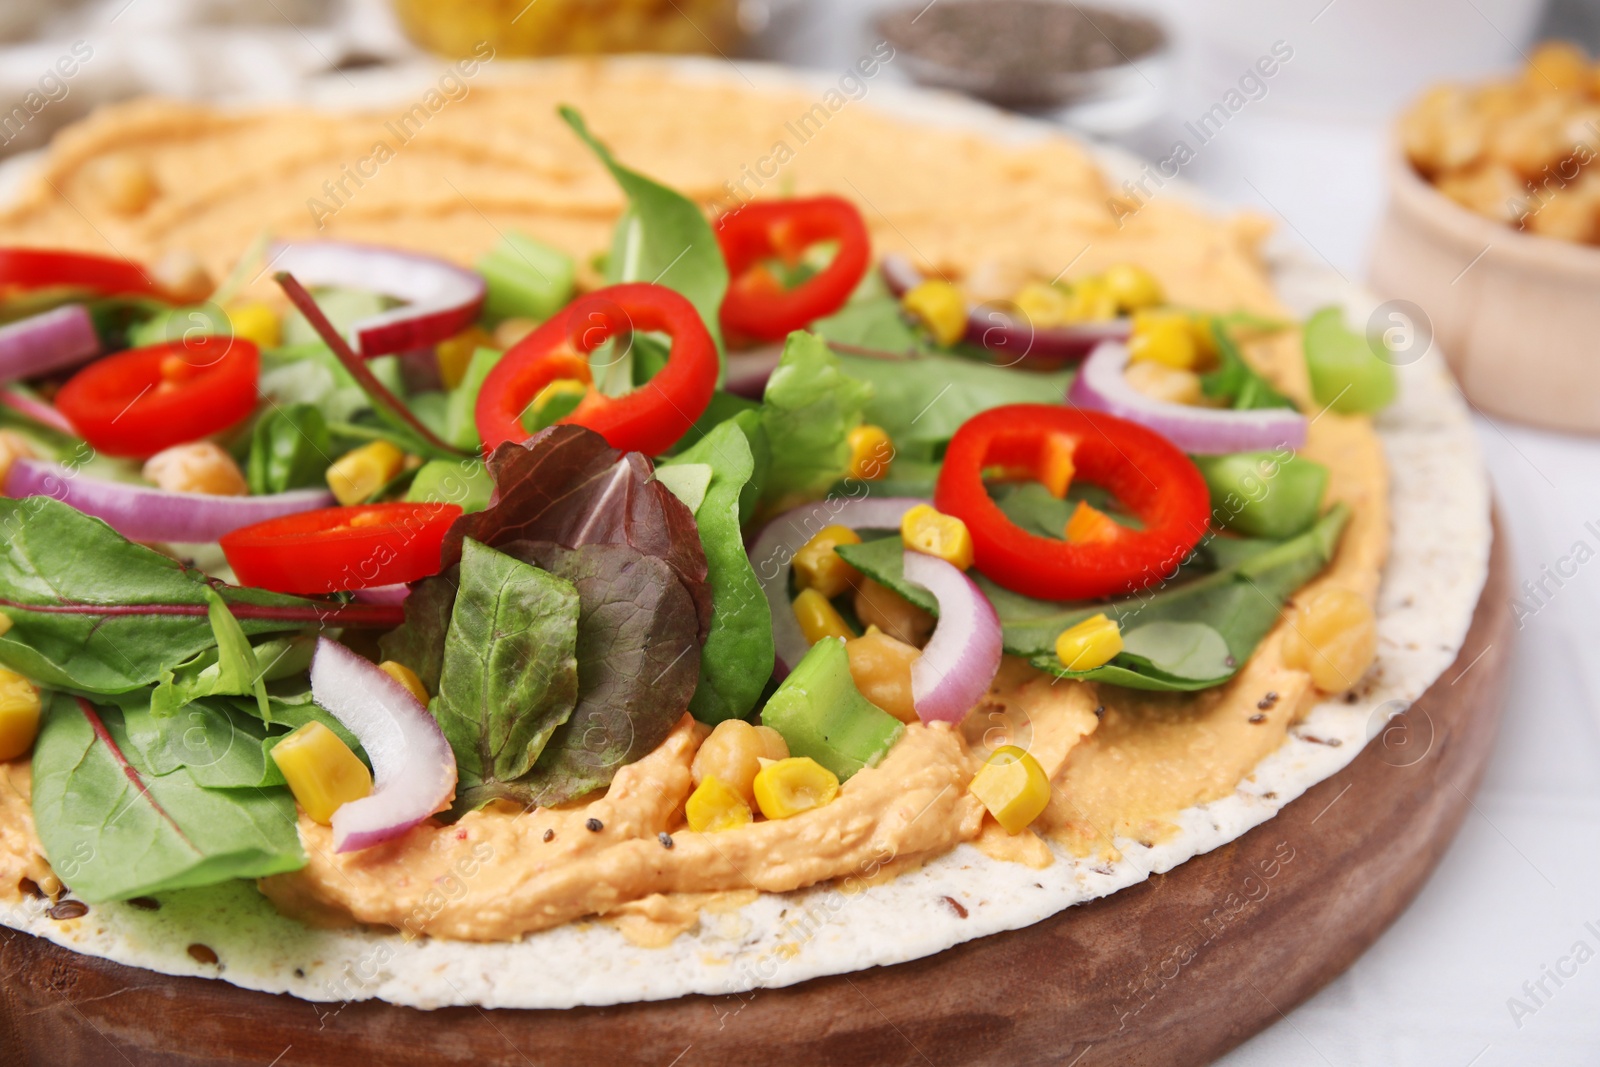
1369,143 -> 1600,434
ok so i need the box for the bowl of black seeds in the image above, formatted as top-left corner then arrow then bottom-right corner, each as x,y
876,0 -> 1168,113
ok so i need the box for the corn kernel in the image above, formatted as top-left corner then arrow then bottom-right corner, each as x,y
225,303 -> 281,350
846,627 -> 920,724
326,441 -> 405,506
900,503 -> 975,570
968,745 -> 1050,834
1102,263 -> 1165,312
378,660 -> 429,705
1064,500 -> 1122,545
1129,311 -> 1201,370
1039,433 -> 1076,498
435,326 -> 494,390
1013,281 -> 1074,328
270,721 -> 373,825
792,588 -> 856,645
1055,613 -> 1123,672
793,525 -> 862,599
1064,277 -> 1119,322
847,424 -> 893,481
685,774 -> 752,832
901,279 -> 968,347
1280,587 -> 1378,692
527,378 -> 590,431
752,757 -> 839,819
0,668 -> 41,762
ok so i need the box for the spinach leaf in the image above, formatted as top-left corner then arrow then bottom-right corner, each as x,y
435,539 -> 580,809
1201,319 -> 1296,411
834,349 -> 1075,462
501,540 -> 701,807
760,331 -> 873,509
661,418 -> 774,723
560,106 -> 728,355
121,699 -> 277,790
811,295 -> 925,355
247,403 -> 331,494
0,499 -> 314,695
837,505 -> 1348,691
30,693 -> 305,902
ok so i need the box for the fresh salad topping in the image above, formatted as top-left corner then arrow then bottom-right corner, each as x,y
0,106 -> 1397,908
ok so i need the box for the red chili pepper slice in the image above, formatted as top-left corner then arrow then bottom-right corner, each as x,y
935,404 -> 1211,600
715,196 -> 870,342
55,335 -> 259,458
475,282 -> 717,457
220,502 -> 463,594
0,248 -> 164,297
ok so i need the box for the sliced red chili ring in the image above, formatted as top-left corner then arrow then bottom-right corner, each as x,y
716,195 -> 870,342
220,502 -> 463,594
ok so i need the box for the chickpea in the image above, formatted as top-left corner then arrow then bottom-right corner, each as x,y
853,576 -> 934,648
142,442 -> 248,496
150,249 -> 214,304
1125,360 -> 1203,406
493,317 -> 538,349
1280,587 -> 1378,693
692,720 -> 787,808
846,627 -> 920,724
82,154 -> 157,217
0,430 -> 36,486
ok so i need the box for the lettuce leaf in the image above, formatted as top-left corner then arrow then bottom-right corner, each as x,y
759,331 -> 872,509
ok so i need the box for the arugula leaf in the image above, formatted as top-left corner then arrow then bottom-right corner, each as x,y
837,505 -> 1349,691
661,419 -> 774,723
435,540 -> 580,809
759,331 -> 873,510
500,540 -> 701,807
247,403 -> 332,494
149,591 -> 284,718
30,693 -> 305,902
1201,319 -> 1296,411
560,106 -> 728,355
0,499 -> 315,694
834,348 -> 1075,461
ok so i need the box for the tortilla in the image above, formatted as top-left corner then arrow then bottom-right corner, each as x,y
0,57 -> 1489,1009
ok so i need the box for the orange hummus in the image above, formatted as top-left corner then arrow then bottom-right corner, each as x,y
0,63 -> 1388,943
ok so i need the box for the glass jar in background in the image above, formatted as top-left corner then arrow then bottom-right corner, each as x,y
392,0 -> 743,58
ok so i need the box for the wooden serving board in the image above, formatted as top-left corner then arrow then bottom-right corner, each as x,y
0,527 -> 1510,1067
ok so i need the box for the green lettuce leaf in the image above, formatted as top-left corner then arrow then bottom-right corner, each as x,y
246,402 -> 332,494
759,331 -> 873,509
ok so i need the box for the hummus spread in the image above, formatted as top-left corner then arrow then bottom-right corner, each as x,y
0,64 -> 1389,943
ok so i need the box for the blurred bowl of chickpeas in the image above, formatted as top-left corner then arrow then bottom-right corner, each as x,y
1370,41 -> 1600,434
391,0 -> 743,58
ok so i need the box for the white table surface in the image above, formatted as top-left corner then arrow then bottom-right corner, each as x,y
749,5 -> 1600,1064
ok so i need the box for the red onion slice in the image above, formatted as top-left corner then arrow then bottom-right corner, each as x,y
1068,341 -> 1307,455
350,583 -> 411,606
269,242 -> 486,357
724,343 -> 784,399
0,389 -> 74,434
0,304 -> 100,384
5,458 -> 333,543
902,550 -> 1002,726
880,254 -> 1131,363
750,496 -> 927,677
309,638 -> 457,853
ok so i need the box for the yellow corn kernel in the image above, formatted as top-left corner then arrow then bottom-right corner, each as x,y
846,626 -> 921,724
1064,500 -> 1121,545
901,279 -> 968,347
793,525 -> 863,599
1102,263 -> 1164,312
1064,276 -> 1119,322
378,660 -> 429,705
1128,311 -> 1201,370
792,588 -> 856,645
0,668 -> 42,762
1013,281 -> 1075,328
529,378 -> 590,427
270,721 -> 373,825
225,303 -> 281,350
1280,587 -> 1378,693
685,774 -> 753,833
1055,613 -> 1123,672
752,757 -> 839,820
435,326 -> 494,390
900,503 -> 975,570
326,441 -> 405,506
1039,433 -> 1076,498
968,745 -> 1050,834
847,424 -> 894,481
1125,360 -> 1204,406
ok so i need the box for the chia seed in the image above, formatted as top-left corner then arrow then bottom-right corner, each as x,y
585,818 -> 603,833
